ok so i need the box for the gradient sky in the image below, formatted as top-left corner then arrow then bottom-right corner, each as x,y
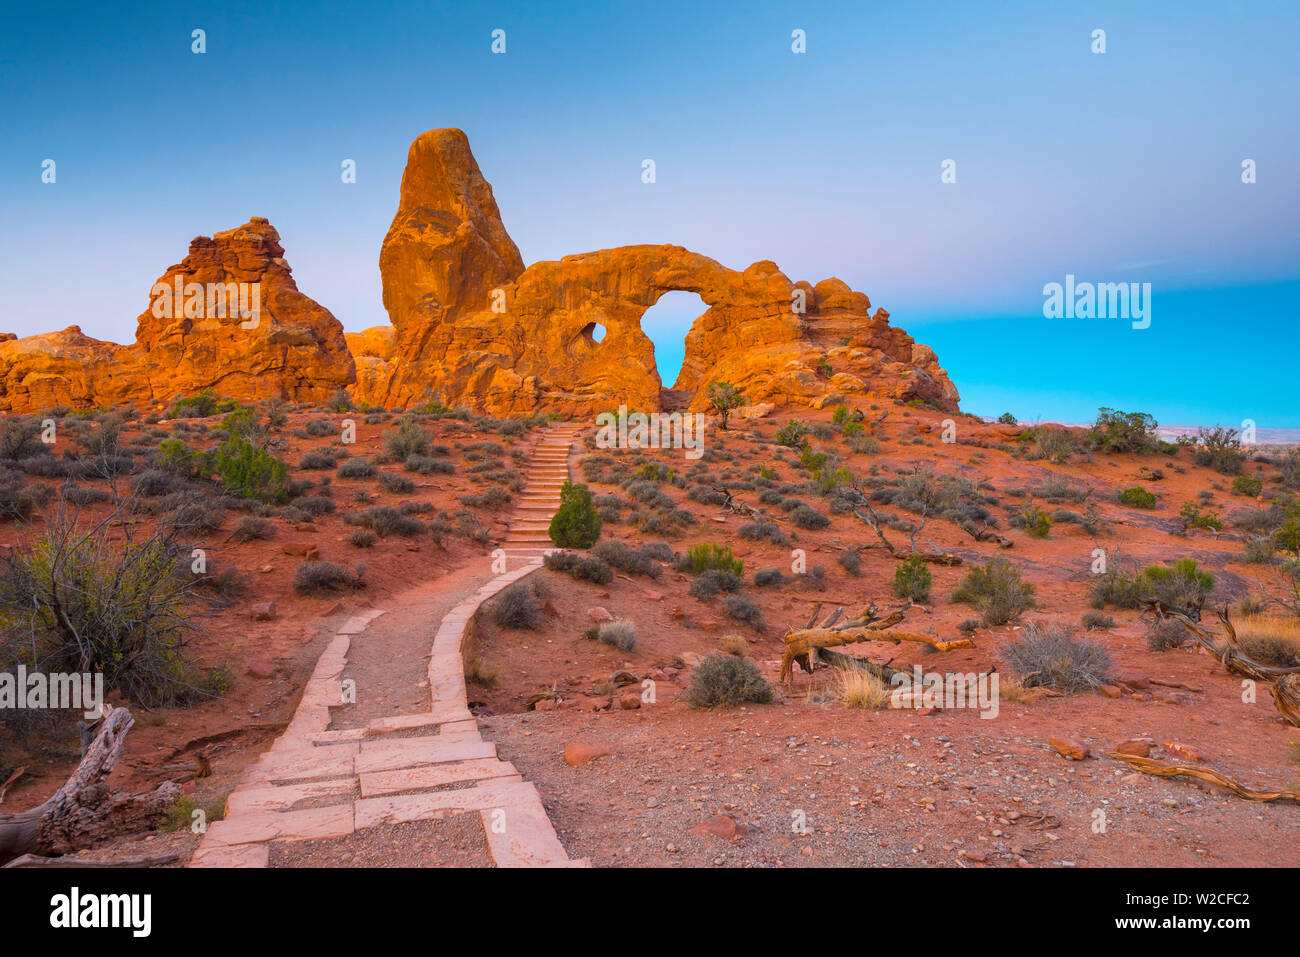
3,1 -> 1296,426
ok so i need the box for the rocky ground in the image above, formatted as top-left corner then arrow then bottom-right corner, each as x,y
2,398 -> 1298,867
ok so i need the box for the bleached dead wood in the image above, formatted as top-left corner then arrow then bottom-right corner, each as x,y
0,706 -> 180,866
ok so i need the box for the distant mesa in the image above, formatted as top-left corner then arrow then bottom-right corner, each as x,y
1,132 -> 958,417
0,217 -> 353,413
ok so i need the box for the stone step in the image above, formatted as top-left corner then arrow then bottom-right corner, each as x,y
354,776 -> 533,828
359,758 -> 521,798
354,736 -> 496,775
480,785 -> 581,867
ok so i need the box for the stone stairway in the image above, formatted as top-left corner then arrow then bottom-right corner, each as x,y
189,423 -> 586,868
499,423 -> 582,562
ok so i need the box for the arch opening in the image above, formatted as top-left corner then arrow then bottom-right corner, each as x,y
638,290 -> 707,391
579,321 -> 607,344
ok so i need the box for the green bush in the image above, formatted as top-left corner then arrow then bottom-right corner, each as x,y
1021,504 -> 1053,538
1118,486 -> 1157,509
684,653 -> 775,707
1191,426 -> 1245,475
384,415 -> 429,459
1231,474 -> 1263,497
210,436 -> 289,503
1088,408 -> 1159,454
548,480 -> 602,548
683,542 -> 743,575
154,438 -> 198,477
952,556 -> 1036,625
1180,500 -> 1223,531
891,555 -> 932,601
706,382 -> 745,429
775,419 -> 809,449
0,516 -> 218,707
167,389 -> 220,419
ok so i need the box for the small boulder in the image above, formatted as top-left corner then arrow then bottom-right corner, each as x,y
251,601 -> 277,621
564,742 -> 613,767
1048,736 -> 1090,760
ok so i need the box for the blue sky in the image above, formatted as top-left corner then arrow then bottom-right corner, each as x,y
3,0 -> 1296,426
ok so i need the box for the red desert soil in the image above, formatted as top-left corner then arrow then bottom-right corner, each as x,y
3,401 -> 1298,867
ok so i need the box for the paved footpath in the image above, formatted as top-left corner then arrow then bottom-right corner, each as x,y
190,424 -> 586,868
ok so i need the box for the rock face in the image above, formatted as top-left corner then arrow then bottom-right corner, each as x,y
0,218 -> 353,413
358,128 -> 959,415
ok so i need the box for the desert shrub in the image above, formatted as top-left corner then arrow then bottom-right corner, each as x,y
344,528 -> 376,549
378,415 -> 426,459
167,389 -> 220,418
1088,408 -> 1158,454
953,556 -> 1036,625
211,436 -> 289,503
1000,621 -> 1112,692
838,546 -> 861,575
0,517 -> 215,706
1232,474 -> 1263,497
848,433 -> 880,455
0,472 -> 43,521
1191,426 -> 1245,475
345,506 -> 424,538
548,480 -> 601,548
1025,424 -> 1078,463
61,485 -> 113,506
789,504 -> 831,530
891,555 -> 932,601
1243,535 -> 1276,564
687,485 -> 728,506
299,451 -> 336,470
543,551 -> 614,584
684,654 -> 775,707
230,516 -> 273,543
131,468 -> 179,497
1021,504 -> 1053,538
154,438 -> 198,477
1118,486 -> 1157,509
683,542 -> 743,575
304,418 -> 338,438
294,496 -> 336,518
404,454 -> 454,475
1146,618 -> 1188,652
338,458 -> 377,479
757,489 -> 784,506
293,561 -> 365,595
166,500 -> 227,536
1080,611 -> 1115,630
1180,500 -> 1223,531
591,540 -> 661,578
738,520 -> 789,545
690,568 -> 743,599
1138,558 -> 1215,610
379,472 -> 415,494
1234,616 -> 1300,667
595,620 -> 637,651
753,567 -> 785,587
460,486 -> 511,509
492,583 -> 542,630
997,412 -> 1018,425
1276,521 -> 1300,556
724,595 -> 766,631
775,420 -> 809,449
706,381 -> 746,428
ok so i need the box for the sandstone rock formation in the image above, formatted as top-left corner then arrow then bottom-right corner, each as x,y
355,128 -> 959,416
0,218 -> 354,413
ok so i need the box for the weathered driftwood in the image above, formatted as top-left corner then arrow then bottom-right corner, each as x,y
1110,752 -> 1300,804
0,706 -> 180,866
1143,599 -> 1300,727
713,487 -> 760,519
851,505 -> 963,566
960,520 -> 1013,549
779,602 -> 974,683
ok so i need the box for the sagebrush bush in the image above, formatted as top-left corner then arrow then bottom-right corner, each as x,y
838,546 -> 861,575
230,516 -> 273,543
690,568 -> 743,599
724,594 -> 766,631
299,451 -> 336,470
379,472 -> 415,494
348,528 -> 378,548
753,567 -> 785,586
1000,621 -> 1112,692
384,415 -> 429,459
953,556 -> 1036,625
544,550 -> 614,584
404,454 -> 455,475
684,653 -> 775,707
293,561 -> 365,595
492,583 -> 542,630
1080,611 -> 1115,631
338,458 -> 377,478
591,540 -> 661,578
596,620 -> 637,651
738,520 -> 789,545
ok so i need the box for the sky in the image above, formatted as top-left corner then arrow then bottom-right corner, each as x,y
2,0 -> 1296,427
